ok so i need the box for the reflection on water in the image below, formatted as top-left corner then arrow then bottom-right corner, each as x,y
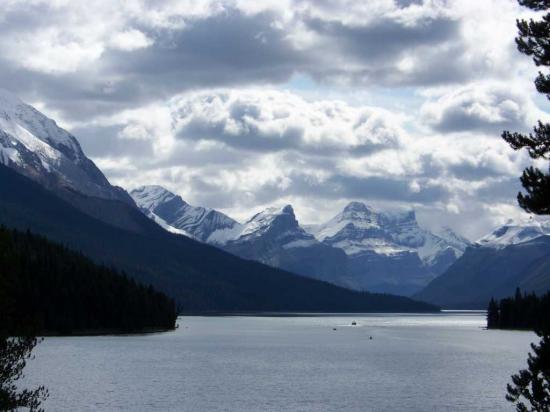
23,312 -> 535,411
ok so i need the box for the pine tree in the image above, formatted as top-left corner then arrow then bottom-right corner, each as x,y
487,298 -> 500,329
0,250 -> 48,411
0,337 -> 49,411
506,332 -> 550,412
504,2 -> 550,410
502,0 -> 550,214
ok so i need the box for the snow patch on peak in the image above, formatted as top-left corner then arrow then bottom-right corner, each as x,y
310,203 -> 469,266
477,216 -> 550,248
343,201 -> 373,213
0,90 -> 133,204
130,185 -> 179,211
131,184 -> 240,243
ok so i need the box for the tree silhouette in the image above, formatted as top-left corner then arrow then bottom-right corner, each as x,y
0,337 -> 49,411
0,254 -> 48,411
506,332 -> 550,412
502,0 -> 550,214
503,1 -> 550,410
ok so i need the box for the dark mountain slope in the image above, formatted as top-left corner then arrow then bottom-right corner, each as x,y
414,237 -> 550,309
0,164 -> 437,313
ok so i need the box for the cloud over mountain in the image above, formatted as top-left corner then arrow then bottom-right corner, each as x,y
0,0 -> 545,239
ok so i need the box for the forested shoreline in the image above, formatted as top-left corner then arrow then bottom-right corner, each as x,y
486,289 -> 550,332
0,226 -> 177,336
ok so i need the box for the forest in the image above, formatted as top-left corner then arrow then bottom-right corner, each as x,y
487,289 -> 550,332
0,226 -> 177,336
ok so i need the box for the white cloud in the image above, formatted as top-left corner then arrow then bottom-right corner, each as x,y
0,0 -> 546,239
109,29 -> 153,51
169,89 -> 405,153
421,82 -> 537,133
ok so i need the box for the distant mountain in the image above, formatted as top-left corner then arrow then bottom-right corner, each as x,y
0,88 -> 132,205
415,237 -> 550,309
221,205 -> 350,285
134,188 -> 469,295
0,163 -> 437,313
476,216 -> 550,248
131,187 -> 351,285
416,218 -> 550,308
308,202 -> 470,295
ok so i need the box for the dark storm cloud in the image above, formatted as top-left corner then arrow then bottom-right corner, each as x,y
422,85 -> 533,134
0,1 -> 482,121
0,8 -> 306,120
243,172 -> 450,206
304,14 -> 459,63
101,10 -> 306,97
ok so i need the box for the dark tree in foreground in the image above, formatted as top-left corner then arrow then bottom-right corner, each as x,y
502,0 -> 550,214
0,260 -> 47,411
506,333 -> 550,412
503,1 -> 550,410
0,337 -> 48,411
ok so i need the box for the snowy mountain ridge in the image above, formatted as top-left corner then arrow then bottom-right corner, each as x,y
476,216 -> 550,248
0,88 -> 131,204
130,185 -> 240,242
308,201 -> 469,265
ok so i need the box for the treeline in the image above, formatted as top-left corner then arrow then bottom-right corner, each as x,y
0,226 -> 177,335
487,288 -> 550,331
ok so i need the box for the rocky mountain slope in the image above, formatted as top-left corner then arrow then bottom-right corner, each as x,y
307,202 -> 470,295
130,188 -> 350,285
415,218 -> 550,308
134,187 -> 469,295
130,185 -> 238,241
0,88 -> 132,205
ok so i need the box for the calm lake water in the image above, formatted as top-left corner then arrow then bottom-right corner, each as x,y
23,312 -> 535,411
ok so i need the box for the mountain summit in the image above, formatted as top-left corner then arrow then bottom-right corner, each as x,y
476,217 -> 550,248
308,202 -> 470,294
0,89 -> 131,205
130,185 -> 239,241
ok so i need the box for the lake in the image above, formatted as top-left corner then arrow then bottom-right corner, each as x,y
23,312 -> 535,411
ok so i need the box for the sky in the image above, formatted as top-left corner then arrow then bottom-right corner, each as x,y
1,0 -> 548,240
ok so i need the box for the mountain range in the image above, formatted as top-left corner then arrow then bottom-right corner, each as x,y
0,90 -> 436,313
415,217 -> 550,308
131,186 -> 470,295
3,88 -> 550,311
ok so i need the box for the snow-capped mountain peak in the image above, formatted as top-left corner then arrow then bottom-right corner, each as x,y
130,185 -> 239,242
476,216 -> 550,248
131,185 -> 179,212
309,202 -> 469,263
236,204 -> 302,240
0,89 -> 132,204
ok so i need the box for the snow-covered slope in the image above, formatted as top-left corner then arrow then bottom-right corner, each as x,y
0,89 -> 131,204
222,204 -> 349,285
132,189 -> 350,285
306,202 -> 470,295
226,205 -> 317,248
130,185 -> 239,242
476,216 -> 550,248
310,202 -> 468,264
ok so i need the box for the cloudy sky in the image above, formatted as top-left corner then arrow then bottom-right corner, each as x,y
1,0 -> 547,239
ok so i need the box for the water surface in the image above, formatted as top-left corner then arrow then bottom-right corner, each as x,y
24,312 -> 535,411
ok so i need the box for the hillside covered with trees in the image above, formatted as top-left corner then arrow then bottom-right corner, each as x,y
0,226 -> 177,335
487,289 -> 550,332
